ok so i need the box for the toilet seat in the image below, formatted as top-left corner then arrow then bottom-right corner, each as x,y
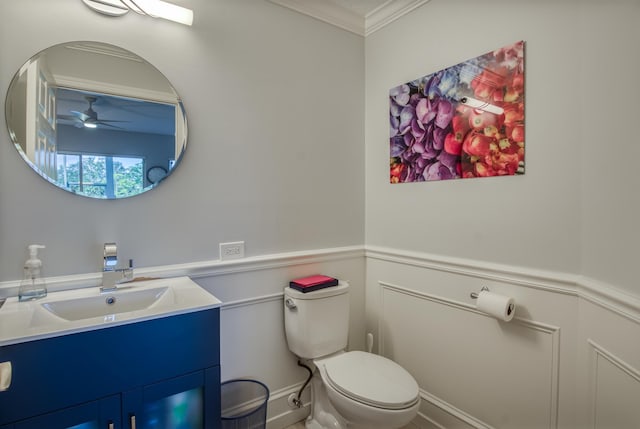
321,351 -> 419,410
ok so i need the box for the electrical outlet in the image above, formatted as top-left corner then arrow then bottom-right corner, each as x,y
219,241 -> 245,261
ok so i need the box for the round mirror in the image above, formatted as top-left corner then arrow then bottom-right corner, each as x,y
5,41 -> 187,199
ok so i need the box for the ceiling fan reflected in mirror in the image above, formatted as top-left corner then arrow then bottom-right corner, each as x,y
58,96 -> 128,129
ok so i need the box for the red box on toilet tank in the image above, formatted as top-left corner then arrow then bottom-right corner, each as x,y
289,275 -> 338,293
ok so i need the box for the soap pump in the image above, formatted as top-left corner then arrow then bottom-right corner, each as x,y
18,244 -> 47,301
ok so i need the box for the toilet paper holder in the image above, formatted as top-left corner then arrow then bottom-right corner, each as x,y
471,287 -> 516,318
470,286 -> 490,299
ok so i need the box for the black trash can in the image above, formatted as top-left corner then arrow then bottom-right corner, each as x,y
220,379 -> 270,429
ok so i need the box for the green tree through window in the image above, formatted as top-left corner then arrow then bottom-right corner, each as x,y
56,154 -> 143,198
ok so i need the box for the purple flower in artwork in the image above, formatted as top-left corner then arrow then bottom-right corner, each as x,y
390,135 -> 405,157
399,105 -> 415,134
389,84 -> 410,106
422,68 -> 460,102
434,99 -> 454,129
389,75 -> 462,182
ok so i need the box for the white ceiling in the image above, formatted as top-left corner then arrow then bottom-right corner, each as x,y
267,0 -> 431,36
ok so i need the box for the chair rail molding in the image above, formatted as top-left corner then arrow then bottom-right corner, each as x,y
366,245 -> 640,324
2,243 -> 638,324
0,245 -> 365,295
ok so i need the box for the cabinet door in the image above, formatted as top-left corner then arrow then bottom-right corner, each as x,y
14,395 -> 120,429
122,367 -> 220,429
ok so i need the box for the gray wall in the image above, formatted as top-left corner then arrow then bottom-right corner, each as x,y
0,0 -> 364,280
365,0 -> 640,297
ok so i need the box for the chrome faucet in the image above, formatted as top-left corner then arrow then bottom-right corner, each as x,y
101,243 -> 134,293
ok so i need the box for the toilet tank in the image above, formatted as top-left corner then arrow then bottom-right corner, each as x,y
284,282 -> 350,359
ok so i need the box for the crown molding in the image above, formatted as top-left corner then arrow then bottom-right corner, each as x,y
365,0 -> 431,36
267,0 -> 431,37
268,0 -> 364,35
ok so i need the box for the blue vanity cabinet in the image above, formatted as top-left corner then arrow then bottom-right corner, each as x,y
122,367 -> 220,429
13,395 -> 120,429
0,308 -> 221,429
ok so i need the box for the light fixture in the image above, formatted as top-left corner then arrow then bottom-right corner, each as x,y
81,0 -> 193,26
459,96 -> 504,115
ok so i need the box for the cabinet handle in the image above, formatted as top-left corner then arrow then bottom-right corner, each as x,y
130,414 -> 137,429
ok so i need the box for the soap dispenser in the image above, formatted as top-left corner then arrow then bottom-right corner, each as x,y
18,244 -> 47,301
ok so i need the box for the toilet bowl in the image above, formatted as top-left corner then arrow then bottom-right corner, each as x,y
313,351 -> 420,429
283,282 -> 420,429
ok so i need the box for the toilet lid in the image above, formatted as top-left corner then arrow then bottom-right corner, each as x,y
323,351 -> 419,410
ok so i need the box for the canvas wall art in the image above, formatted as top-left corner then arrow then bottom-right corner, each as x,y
390,41 -> 525,183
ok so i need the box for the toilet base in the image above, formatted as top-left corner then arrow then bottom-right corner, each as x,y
305,369 -> 346,429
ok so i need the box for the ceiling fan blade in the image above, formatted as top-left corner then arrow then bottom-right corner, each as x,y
57,114 -> 79,121
69,111 -> 90,121
96,121 -> 125,129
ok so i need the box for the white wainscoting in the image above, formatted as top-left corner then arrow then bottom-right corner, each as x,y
3,244 -> 639,428
379,282 -> 560,429
588,341 -> 640,429
366,246 -> 640,429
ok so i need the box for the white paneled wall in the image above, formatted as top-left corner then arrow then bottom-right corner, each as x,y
380,284 -> 559,428
577,300 -> 640,429
366,247 -> 640,429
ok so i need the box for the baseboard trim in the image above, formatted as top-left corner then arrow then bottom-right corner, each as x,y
265,382 -> 310,429
420,389 -> 495,429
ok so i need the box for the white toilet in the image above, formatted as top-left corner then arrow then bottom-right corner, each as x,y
284,282 -> 420,429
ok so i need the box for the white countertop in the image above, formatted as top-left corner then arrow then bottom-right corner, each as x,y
0,276 -> 221,347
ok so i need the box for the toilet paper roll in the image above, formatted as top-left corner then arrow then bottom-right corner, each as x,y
476,291 -> 515,322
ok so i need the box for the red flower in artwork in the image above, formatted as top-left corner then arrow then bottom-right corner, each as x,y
390,158 -> 405,183
459,41 -> 525,178
462,132 -> 492,157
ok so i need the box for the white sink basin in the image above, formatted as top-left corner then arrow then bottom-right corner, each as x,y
0,276 -> 221,346
41,286 -> 171,321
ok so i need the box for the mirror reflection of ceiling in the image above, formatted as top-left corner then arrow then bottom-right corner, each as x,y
45,42 -> 174,100
47,43 -> 180,136
56,88 -> 175,135
5,41 -> 187,200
